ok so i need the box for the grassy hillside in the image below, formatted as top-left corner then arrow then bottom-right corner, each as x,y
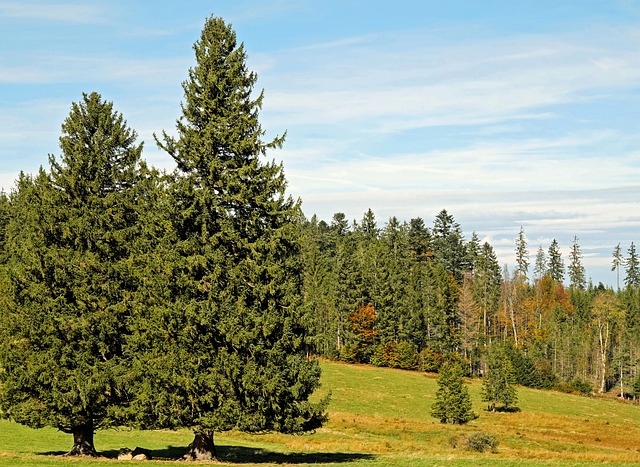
2,360 -> 640,466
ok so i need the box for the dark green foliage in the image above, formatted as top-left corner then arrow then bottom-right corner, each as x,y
472,242 -> 502,343
407,217 -> 431,262
568,236 -> 586,290
122,16 -> 327,454
419,347 -> 444,373
633,372 -> 640,399
368,342 -> 418,370
555,378 -> 593,395
502,344 -> 551,389
339,344 -> 359,364
431,359 -> 475,424
388,342 -> 419,370
612,243 -> 625,291
0,192 -> 10,261
626,243 -> 640,289
0,92 -> 147,455
515,226 -> 529,279
482,344 -> 518,411
548,239 -> 565,283
432,209 -> 469,282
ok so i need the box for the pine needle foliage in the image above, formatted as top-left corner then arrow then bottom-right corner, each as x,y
482,344 -> 519,411
0,92 -> 148,456
431,358 -> 475,424
123,15 -> 328,459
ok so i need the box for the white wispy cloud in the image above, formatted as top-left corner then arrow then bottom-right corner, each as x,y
0,2 -> 108,24
0,54 -> 190,86
261,28 -> 640,131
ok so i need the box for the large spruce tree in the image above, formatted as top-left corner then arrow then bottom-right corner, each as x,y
0,93 -> 146,456
125,16 -> 327,460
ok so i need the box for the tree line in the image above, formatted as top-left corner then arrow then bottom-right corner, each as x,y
299,210 -> 640,397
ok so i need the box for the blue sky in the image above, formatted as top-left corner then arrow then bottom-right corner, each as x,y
2,1 -> 640,286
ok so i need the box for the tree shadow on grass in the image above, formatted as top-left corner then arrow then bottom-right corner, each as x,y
90,445 -> 375,464
484,406 -> 521,413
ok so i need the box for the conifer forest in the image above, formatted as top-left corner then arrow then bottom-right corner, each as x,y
1,11 -> 640,461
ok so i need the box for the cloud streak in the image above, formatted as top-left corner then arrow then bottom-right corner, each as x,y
0,2 -> 108,24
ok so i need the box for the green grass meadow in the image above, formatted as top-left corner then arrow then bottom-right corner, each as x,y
3,360 -> 640,466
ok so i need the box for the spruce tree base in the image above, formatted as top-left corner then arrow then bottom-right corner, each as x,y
65,425 -> 97,457
183,431 -> 217,461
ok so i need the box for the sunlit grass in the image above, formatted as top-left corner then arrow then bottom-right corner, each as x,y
2,360 -> 640,465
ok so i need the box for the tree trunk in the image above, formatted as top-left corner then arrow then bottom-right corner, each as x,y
65,422 -> 97,457
598,323 -> 608,394
184,431 -> 217,461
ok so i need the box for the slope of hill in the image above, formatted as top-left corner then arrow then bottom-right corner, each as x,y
2,360 -> 640,466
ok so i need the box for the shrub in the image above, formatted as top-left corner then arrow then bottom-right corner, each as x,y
391,341 -> 418,370
534,360 -> 558,389
370,344 -> 388,367
555,377 -> 593,395
339,344 -> 359,363
419,347 -> 443,373
370,342 -> 418,370
466,432 -> 499,453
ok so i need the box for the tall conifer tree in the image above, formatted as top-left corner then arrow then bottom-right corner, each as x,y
0,93 -> 146,456
611,243 -> 625,291
126,16 -> 327,460
547,239 -> 565,283
568,235 -> 586,290
432,209 -> 468,282
515,226 -> 529,280
626,243 -> 640,289
534,245 -> 547,280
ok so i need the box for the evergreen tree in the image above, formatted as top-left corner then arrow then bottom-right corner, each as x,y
376,217 -> 410,343
299,215 -> 333,355
472,242 -> 502,344
331,212 -> 349,235
625,242 -> 640,289
633,372 -> 640,400
547,239 -> 565,283
515,226 -> 529,280
481,344 -> 518,411
360,208 -> 378,240
125,16 -> 328,460
534,245 -> 547,280
466,231 -> 481,269
0,191 -> 10,261
407,217 -> 431,262
568,235 -> 586,290
425,262 -> 461,352
0,93 -> 147,456
432,209 -> 468,282
611,243 -> 625,291
430,359 -> 475,424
